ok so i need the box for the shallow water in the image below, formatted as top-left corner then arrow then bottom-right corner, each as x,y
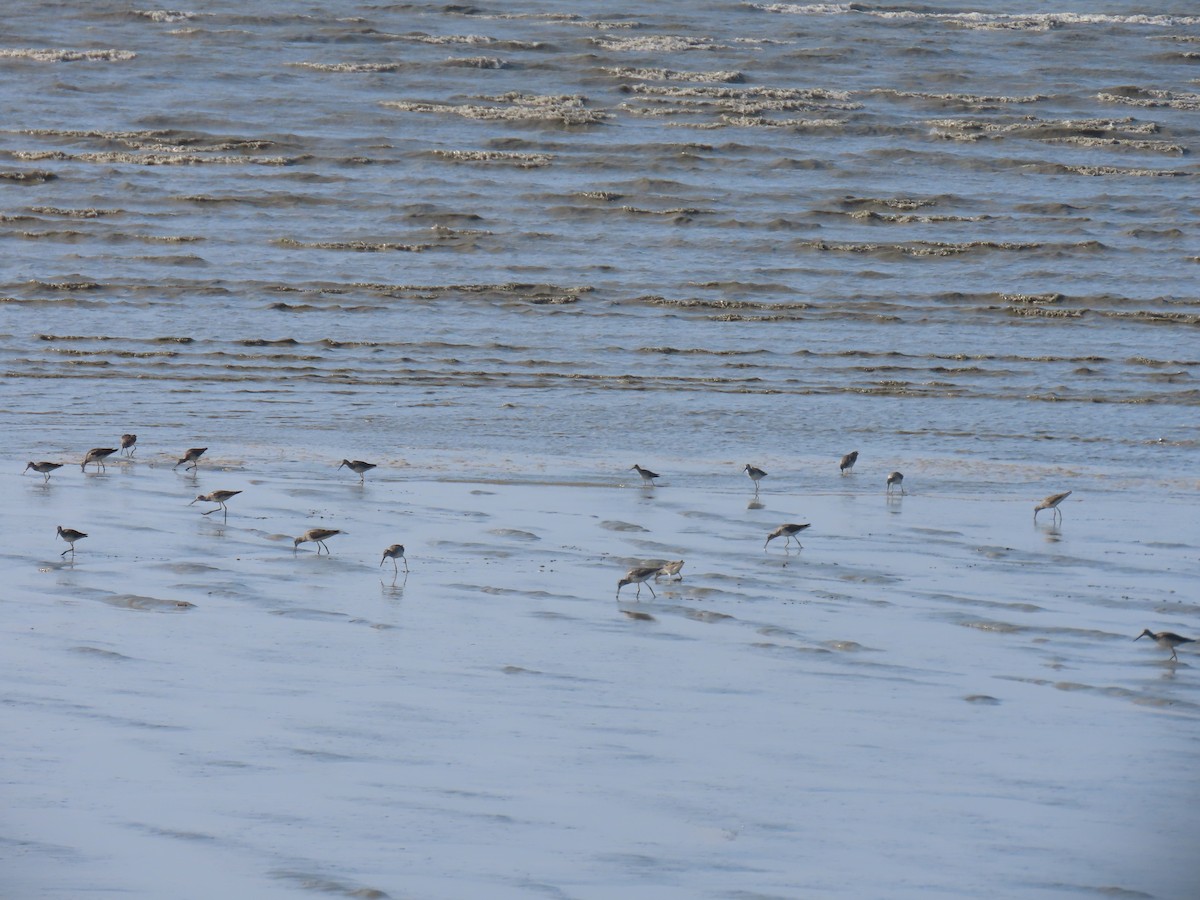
2,1 -> 1199,897
4,461 -> 1200,898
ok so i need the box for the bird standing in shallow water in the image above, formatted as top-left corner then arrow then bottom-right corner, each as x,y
1034,490 -> 1071,522
120,434 -> 137,457
56,525 -> 87,557
886,471 -> 905,494
656,560 -> 684,582
82,447 -> 118,472
381,544 -> 408,573
630,464 -> 659,487
617,566 -> 660,599
743,464 -> 767,495
1135,629 -> 1195,662
174,447 -> 207,471
24,461 -> 63,483
765,523 -> 810,549
190,490 -> 242,520
294,528 -> 341,554
839,451 -> 858,475
338,459 -> 377,482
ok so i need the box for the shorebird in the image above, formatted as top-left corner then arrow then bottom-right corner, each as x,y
24,461 -> 63,483
381,544 -> 408,573
190,490 -> 242,520
630,464 -> 659,487
56,525 -> 87,557
839,451 -> 858,475
120,433 -> 137,457
174,447 -> 207,471
765,523 -> 810,549
617,566 -> 660,599
744,464 -> 767,494
886,471 -> 905,494
1135,629 -> 1195,662
81,447 -> 118,472
294,528 -> 341,554
1034,490 -> 1071,522
656,560 -> 684,582
338,459 -> 377,482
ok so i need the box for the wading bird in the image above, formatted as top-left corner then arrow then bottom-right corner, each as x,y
56,525 -> 87,557
765,523 -> 810,549
381,544 -> 408,574
1034,491 -> 1071,523
82,447 -> 118,472
744,464 -> 767,495
338,459 -> 377,482
1135,629 -> 1195,662
174,447 -> 207,471
24,461 -> 63,482
294,528 -> 341,554
617,566 -> 660,599
190,490 -> 242,520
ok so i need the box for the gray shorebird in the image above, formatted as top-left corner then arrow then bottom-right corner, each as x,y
294,528 -> 341,554
56,525 -> 87,557
174,447 -> 207,471
744,464 -> 767,494
381,544 -> 408,573
1135,629 -> 1195,662
839,451 -> 858,475
1034,490 -> 1071,522
24,461 -> 63,482
656,560 -> 684,582
120,434 -> 137,457
886,471 -> 905,494
630,464 -> 659,487
81,447 -> 118,472
765,523 -> 810,549
190,489 -> 242,519
617,566 -> 660,599
338,459 -> 376,482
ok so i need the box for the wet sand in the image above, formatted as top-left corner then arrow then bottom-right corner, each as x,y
3,450 -> 1198,898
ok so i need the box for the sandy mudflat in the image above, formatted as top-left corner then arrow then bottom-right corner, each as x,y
3,450 -> 1199,898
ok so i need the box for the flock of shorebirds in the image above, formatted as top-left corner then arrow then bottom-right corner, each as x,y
26,435 -> 407,575
622,453 -> 1192,664
22,439 -> 1191,662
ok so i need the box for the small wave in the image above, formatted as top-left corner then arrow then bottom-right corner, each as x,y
603,66 -> 744,83
273,238 -> 433,252
592,35 -> 731,52
131,9 -> 194,23
0,48 -> 136,62
444,56 -> 510,69
21,128 -> 283,153
1098,86 -> 1200,111
394,33 -> 544,51
28,206 -> 121,217
430,149 -> 552,167
382,93 -> 608,125
291,61 -> 406,73
876,89 -> 1046,108
0,169 -> 56,183
750,5 -> 1200,28
791,238 -> 1102,258
13,150 -> 302,166
31,280 -> 101,290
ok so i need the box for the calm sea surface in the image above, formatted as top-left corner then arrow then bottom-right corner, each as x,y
3,3 -> 1199,898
